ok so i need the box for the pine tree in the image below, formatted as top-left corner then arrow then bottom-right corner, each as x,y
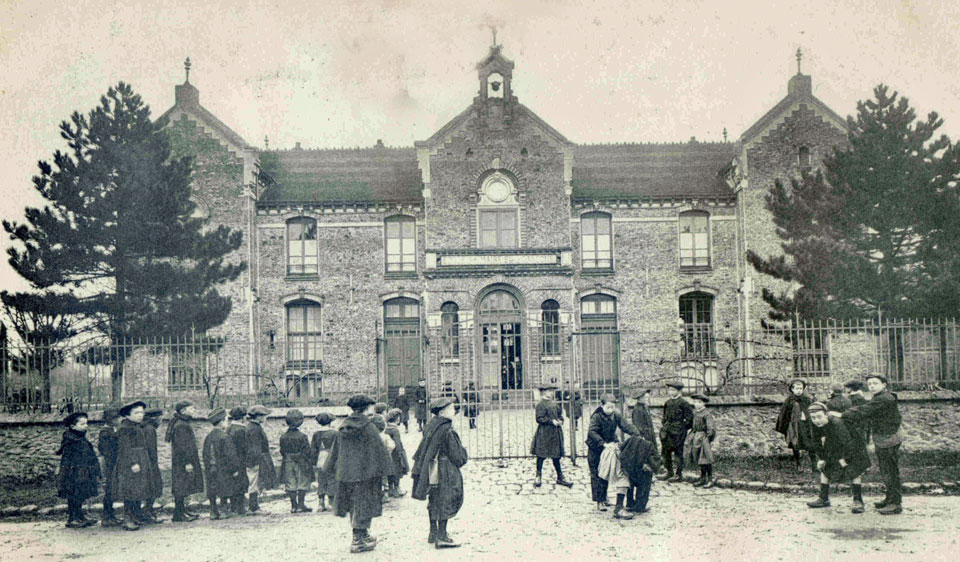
3,82 -> 245,400
747,85 -> 960,321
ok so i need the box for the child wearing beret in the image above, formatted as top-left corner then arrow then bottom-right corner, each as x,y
685,394 -> 717,488
280,409 -> 314,513
202,408 -> 242,520
141,408 -> 165,523
115,401 -> 150,531
97,406 -> 122,527
311,412 -> 338,512
57,412 -> 101,528
384,408 -> 410,498
226,406 -> 250,515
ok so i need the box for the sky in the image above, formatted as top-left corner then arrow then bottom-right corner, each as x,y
1,0 -> 959,294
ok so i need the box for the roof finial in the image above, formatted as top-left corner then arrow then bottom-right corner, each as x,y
796,47 -> 802,74
184,57 -> 192,83
723,127 -> 728,142
491,26 -> 498,48
264,135 -> 269,150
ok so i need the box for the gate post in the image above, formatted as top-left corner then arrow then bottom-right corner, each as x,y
569,331 -> 578,466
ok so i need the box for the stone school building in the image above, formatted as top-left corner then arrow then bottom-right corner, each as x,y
137,45 -> 852,404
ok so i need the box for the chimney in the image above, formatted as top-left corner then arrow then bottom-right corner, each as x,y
175,57 -> 200,106
294,142 -> 302,150
375,139 -> 385,148
788,73 -> 812,97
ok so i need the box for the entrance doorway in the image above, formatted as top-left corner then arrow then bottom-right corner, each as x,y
478,289 -> 524,390
383,297 -> 421,396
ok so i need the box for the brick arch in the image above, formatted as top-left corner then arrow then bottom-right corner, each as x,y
578,207 -> 615,219
379,291 -> 421,303
470,165 -> 527,193
529,289 -> 574,310
474,282 -> 527,310
675,204 -> 713,215
676,284 -> 719,297
281,291 -> 324,305
579,287 -> 620,299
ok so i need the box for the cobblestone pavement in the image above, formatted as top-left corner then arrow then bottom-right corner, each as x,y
2,456 -> 958,562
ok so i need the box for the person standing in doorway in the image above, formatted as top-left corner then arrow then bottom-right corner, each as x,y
393,387 -> 411,433
657,381 -> 693,483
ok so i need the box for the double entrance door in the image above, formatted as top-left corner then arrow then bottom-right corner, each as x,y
480,322 -> 523,390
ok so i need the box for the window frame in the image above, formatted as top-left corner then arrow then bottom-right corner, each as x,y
167,350 -> 207,392
798,146 -> 812,169
478,208 -> 520,249
440,302 -> 460,360
679,291 -> 716,359
678,211 -> 711,270
580,294 -> 618,332
285,299 -> 323,370
540,300 -> 561,358
384,215 -> 417,277
580,212 -> 613,272
286,217 -> 318,277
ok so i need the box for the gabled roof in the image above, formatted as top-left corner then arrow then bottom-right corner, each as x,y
571,142 -> 738,200
415,102 -> 572,150
158,82 -> 256,152
257,147 -> 423,205
740,73 -> 848,146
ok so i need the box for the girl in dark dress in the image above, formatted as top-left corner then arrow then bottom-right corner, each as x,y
141,408 -> 165,523
57,412 -> 101,528
311,413 -> 338,511
115,401 -> 151,531
775,379 -> 818,471
202,408 -> 242,520
530,384 -> 573,488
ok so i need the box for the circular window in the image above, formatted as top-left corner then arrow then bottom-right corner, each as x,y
486,177 -> 511,203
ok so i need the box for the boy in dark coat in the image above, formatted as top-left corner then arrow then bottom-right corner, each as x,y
620,432 -> 660,514
392,387 -> 411,432
834,374 -> 904,514
323,394 -> 394,554
141,408 -> 165,523
57,412 -> 101,528
825,383 -> 853,414
843,380 -> 871,445
775,379 -> 818,472
311,412 -> 338,511
462,382 -> 480,429
202,408 -> 242,520
165,400 -> 202,523
280,409 -> 314,513
587,394 -> 639,511
806,402 -> 871,513
658,381 -> 693,483
385,408 -> 411,497
415,379 -> 428,432
685,394 -> 717,488
115,401 -> 150,531
561,383 -> 584,430
412,396 -> 469,549
244,405 -> 276,514
630,388 -> 656,444
530,384 -> 573,488
97,406 -> 122,527
226,406 -> 250,515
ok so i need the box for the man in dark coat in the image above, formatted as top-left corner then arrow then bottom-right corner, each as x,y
415,379 -> 428,432
323,394 -> 394,554
165,400 -> 202,523
834,374 -> 904,514
392,387 -> 411,433
140,408 -> 165,523
114,401 -> 150,531
97,406 -> 122,527
775,379 -> 818,472
412,396 -> 469,549
587,394 -> 639,511
657,381 -> 693,483
530,384 -> 573,488
806,402 -> 871,513
202,407 -> 242,520
226,406 -> 250,515
244,404 -> 276,514
57,412 -> 101,528
630,388 -> 656,444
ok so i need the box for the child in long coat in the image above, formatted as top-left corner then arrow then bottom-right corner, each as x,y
57,412 -> 101,528
587,394 -> 639,511
280,409 -> 314,513
97,407 -> 122,526
165,400 -> 203,523
311,413 -> 338,511
114,401 -> 151,531
685,394 -> 717,487
415,380 -> 428,432
619,433 -> 661,514
244,405 -> 276,514
226,407 -> 250,515
385,408 -> 410,498
530,384 -> 572,487
775,379 -> 818,471
202,408 -> 242,520
392,387 -> 411,432
806,402 -> 871,513
141,408 -> 165,523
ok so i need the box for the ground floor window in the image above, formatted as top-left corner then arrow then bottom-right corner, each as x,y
679,291 -> 715,358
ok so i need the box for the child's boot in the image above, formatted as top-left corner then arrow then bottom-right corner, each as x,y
288,492 -> 298,514
613,494 -> 634,519
435,519 -> 460,549
248,493 -> 260,514
297,491 -> 312,513
851,484 -> 865,514
807,484 -> 831,508
428,519 -> 438,543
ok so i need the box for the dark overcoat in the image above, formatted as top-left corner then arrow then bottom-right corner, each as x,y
279,428 -> 314,491
563,390 -> 583,421
530,399 -> 564,458
619,434 -> 661,487
843,390 -> 902,447
142,422 -> 164,498
166,414 -> 204,497
57,429 -> 102,502
660,396 -> 694,450
227,423 -> 251,494
587,408 -> 639,452
411,416 -> 468,520
826,392 -> 853,413
845,394 -> 870,445
384,425 -> 410,476
323,413 -> 394,521
462,389 -> 480,419
415,386 -> 428,421
245,421 -> 277,490
631,403 -> 656,444
392,393 -> 411,424
684,409 -> 717,465
97,426 -> 119,478
812,417 -> 871,482
202,427 -> 242,498
775,393 -> 816,451
311,429 -> 338,496
114,419 -> 152,501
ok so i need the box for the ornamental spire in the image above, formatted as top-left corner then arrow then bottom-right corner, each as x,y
184,57 -> 192,83
796,48 -> 802,74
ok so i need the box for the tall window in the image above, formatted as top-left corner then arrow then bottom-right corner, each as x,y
581,212 -> 612,270
441,302 -> 460,359
287,217 -> 318,275
286,300 -> 322,368
679,211 -> 710,268
679,292 -> 715,359
798,146 -> 811,168
541,300 -> 560,357
385,216 -> 416,273
478,172 -> 519,249
580,294 -> 617,331
479,209 -> 518,248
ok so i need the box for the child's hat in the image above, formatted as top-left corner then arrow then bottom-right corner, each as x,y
144,408 -> 163,418
371,414 -> 386,432
430,396 -> 455,414
228,406 -> 246,420
208,407 -> 227,425
119,400 -> 147,417
63,411 -> 88,427
174,400 -> 193,413
808,401 -> 828,413
102,406 -> 121,421
347,394 -> 376,411
690,393 -> 710,403
634,388 -> 651,398
665,380 -> 684,390
315,412 -> 333,425
247,404 -> 271,417
285,409 -> 304,427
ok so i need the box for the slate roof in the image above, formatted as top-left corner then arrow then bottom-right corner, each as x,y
571,142 -> 738,200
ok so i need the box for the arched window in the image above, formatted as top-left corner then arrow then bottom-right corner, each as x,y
679,211 -> 710,268
287,217 -> 318,275
286,299 -> 322,368
477,172 -> 519,249
441,302 -> 460,359
679,291 -> 715,359
541,300 -> 560,357
798,146 -> 811,168
581,212 -> 612,270
580,294 -> 617,331
385,215 -> 416,274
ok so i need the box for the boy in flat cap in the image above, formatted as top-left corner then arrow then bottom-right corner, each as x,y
658,381 -> 693,483
226,406 -> 250,515
311,412 -> 338,511
57,412 -> 101,528
530,384 -> 573,488
140,408 -> 165,523
587,394 -> 639,512
202,407 -> 242,520
392,386 -> 411,433
415,379 -> 428,432
324,394 -> 394,554
412,396 -> 469,548
97,406 -> 122,527
685,394 -> 717,488
832,374 -> 904,514
280,409 -> 314,513
806,402 -> 870,513
630,388 -> 656,444
115,401 -> 150,531
244,405 -> 276,514
166,400 -> 202,522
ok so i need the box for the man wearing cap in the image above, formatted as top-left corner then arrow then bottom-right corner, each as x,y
657,381 -> 694,483
114,401 -> 150,531
833,374 -> 904,514
530,384 -> 573,488
202,407 -> 242,519
630,389 -> 656,444
226,407 -> 251,515
324,394 -> 394,554
165,400 -> 203,522
141,408 -> 165,523
97,406 -> 122,527
244,405 -> 275,514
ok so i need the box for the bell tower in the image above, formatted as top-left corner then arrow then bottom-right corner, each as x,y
477,32 -> 515,102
